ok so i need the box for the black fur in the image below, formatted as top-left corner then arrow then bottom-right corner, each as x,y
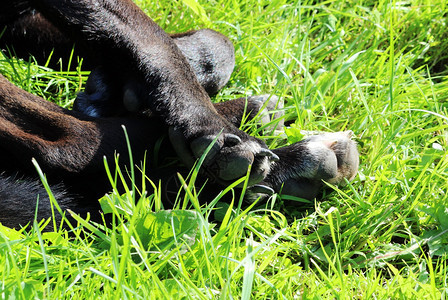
0,0 -> 359,229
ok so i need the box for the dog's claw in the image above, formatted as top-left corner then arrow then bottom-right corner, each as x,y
224,133 -> 242,146
249,184 -> 275,195
258,148 -> 279,161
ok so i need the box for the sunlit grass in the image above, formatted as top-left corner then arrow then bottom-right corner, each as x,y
1,0 -> 448,298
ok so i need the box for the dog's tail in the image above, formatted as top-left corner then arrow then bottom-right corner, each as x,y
0,174 -> 87,230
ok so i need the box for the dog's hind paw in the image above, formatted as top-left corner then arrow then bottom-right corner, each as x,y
74,67 -> 141,117
257,131 -> 359,199
74,67 -> 118,117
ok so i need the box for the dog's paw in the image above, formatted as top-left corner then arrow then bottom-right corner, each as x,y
75,67 -> 145,117
169,125 -> 279,186
258,131 -> 359,199
74,67 -> 116,117
249,94 -> 284,131
213,94 -> 284,131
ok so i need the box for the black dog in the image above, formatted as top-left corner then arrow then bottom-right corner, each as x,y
0,0 -> 359,228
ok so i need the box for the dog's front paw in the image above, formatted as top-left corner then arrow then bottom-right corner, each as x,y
260,131 -> 359,199
169,125 -> 279,186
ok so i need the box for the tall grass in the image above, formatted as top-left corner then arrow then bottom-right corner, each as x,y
1,0 -> 448,298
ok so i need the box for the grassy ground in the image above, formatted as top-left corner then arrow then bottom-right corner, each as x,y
1,0 -> 448,298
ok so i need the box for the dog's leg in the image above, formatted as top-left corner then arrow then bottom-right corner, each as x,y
0,73 -> 169,227
75,29 -> 237,117
1,10 -> 235,95
28,0 -> 277,185
0,74 -> 161,190
2,6 -> 267,132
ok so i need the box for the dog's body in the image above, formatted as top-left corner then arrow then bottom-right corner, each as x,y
0,0 -> 359,229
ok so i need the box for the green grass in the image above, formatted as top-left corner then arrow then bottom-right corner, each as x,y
1,0 -> 448,298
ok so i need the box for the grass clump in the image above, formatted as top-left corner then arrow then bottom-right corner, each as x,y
1,0 -> 448,298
